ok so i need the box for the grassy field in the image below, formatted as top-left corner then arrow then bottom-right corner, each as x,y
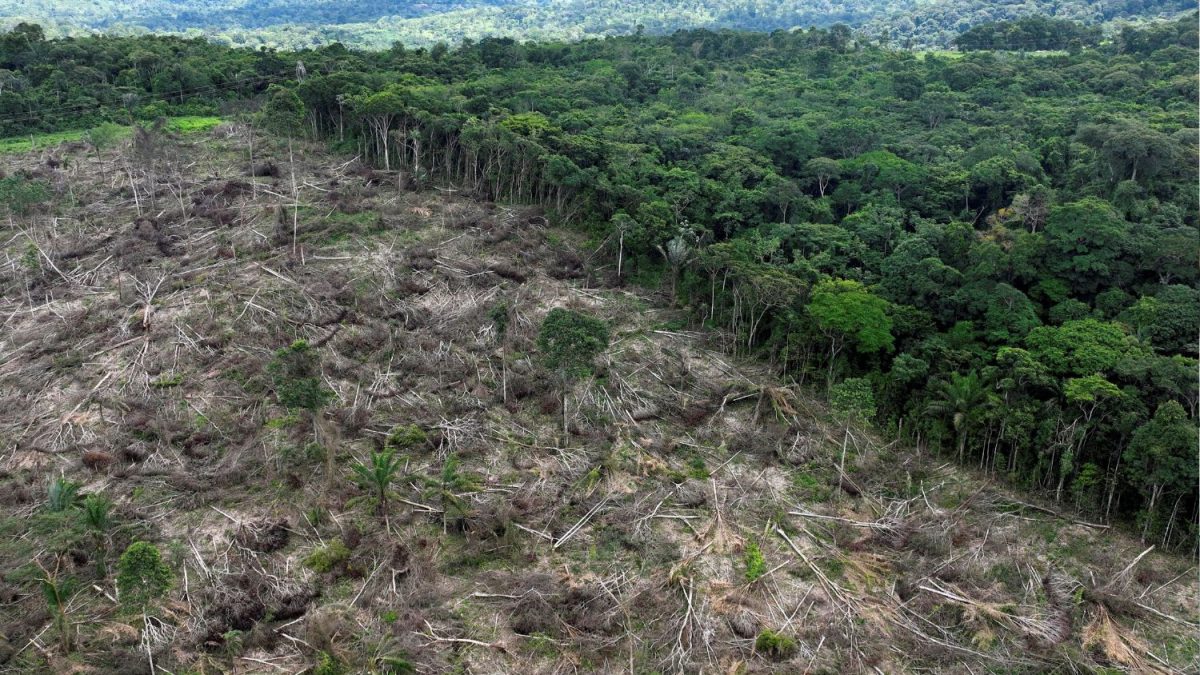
0,115 -> 222,154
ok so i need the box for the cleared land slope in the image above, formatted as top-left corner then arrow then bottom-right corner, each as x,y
0,126 -> 1195,673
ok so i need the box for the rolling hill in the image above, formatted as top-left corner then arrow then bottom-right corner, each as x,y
0,0 -> 1194,48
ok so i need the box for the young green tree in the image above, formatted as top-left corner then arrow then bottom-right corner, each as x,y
0,175 -> 49,217
350,448 -> 402,526
829,377 -> 876,493
38,566 -> 76,653
81,494 -> 114,576
269,339 -> 333,411
430,454 -> 479,532
537,308 -> 610,435
258,84 -> 307,138
84,122 -> 124,180
116,541 -> 172,611
269,339 -> 336,477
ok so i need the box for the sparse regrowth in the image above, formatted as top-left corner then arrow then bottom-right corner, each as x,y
537,308 -> 610,380
268,339 -> 333,411
0,18 -> 1195,673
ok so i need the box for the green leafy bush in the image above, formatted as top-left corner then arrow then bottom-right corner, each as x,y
303,539 -> 350,573
116,542 -> 172,609
754,629 -> 796,658
537,308 -> 609,379
313,651 -> 345,675
386,424 -> 427,451
267,340 -> 333,411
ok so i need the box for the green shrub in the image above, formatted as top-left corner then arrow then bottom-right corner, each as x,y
303,539 -> 350,573
489,301 -> 510,339
313,651 -> 345,675
268,340 -> 333,411
0,175 -> 49,215
386,424 -> 427,451
754,629 -> 796,658
380,655 -> 416,674
537,308 -> 610,379
116,542 -> 172,609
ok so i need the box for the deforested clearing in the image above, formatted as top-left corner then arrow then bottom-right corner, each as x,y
0,126 -> 1194,674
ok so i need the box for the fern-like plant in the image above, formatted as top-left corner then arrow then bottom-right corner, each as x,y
431,455 -> 479,531
743,542 -> 767,583
351,448 -> 402,523
46,477 -> 81,512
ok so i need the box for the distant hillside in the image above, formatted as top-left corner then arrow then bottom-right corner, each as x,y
864,0 -> 1198,48
0,0 -> 1193,48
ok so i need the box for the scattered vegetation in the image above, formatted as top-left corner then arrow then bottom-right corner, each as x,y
0,23 -> 1193,671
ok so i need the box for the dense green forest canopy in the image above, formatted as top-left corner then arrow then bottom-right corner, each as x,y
0,0 -> 1193,49
1,14 -> 1197,549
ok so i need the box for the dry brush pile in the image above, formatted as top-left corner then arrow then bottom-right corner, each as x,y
0,125 -> 1195,673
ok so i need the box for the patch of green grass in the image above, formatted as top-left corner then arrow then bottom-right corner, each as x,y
0,128 -> 93,154
523,632 -> 559,657
386,424 -> 427,451
52,351 -> 85,372
655,318 -> 689,332
987,561 -> 1023,594
743,542 -> 766,583
0,116 -> 221,154
792,470 -> 833,501
265,414 -> 300,429
165,116 -> 222,133
820,556 -> 845,580
151,373 -> 184,388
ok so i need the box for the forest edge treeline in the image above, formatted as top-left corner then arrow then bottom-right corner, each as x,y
1,16 -> 1196,548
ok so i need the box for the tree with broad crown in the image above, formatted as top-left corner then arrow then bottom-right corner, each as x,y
258,84 -> 306,138
538,308 -> 609,435
806,278 -> 892,383
1025,319 -> 1143,377
1043,198 -> 1130,296
268,339 -> 333,411
538,308 -> 609,380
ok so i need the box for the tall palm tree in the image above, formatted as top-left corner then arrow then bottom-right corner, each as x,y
926,371 -> 991,464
